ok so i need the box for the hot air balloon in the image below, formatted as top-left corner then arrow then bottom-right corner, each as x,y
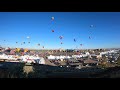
59,36 -> 63,39
52,30 -> 54,32
51,16 -> 54,21
38,44 -> 40,46
24,49 -> 28,53
20,48 -> 24,52
74,38 -> 76,42
80,44 -> 82,46
89,36 -> 91,39
16,48 -> 20,53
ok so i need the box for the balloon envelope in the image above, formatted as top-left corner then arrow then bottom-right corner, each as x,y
52,30 -> 54,32
51,17 -> 54,20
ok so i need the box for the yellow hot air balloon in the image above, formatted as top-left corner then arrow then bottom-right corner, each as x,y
17,48 -> 20,52
24,49 -> 28,52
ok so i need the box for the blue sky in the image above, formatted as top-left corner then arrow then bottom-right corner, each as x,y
0,12 -> 120,49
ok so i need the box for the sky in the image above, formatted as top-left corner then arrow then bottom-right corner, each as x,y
0,12 -> 120,49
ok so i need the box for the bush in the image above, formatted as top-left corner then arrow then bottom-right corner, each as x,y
0,63 -> 26,78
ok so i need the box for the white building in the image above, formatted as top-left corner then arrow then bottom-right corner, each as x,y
20,55 -> 45,64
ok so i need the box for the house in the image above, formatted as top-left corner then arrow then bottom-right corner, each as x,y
83,59 -> 99,66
